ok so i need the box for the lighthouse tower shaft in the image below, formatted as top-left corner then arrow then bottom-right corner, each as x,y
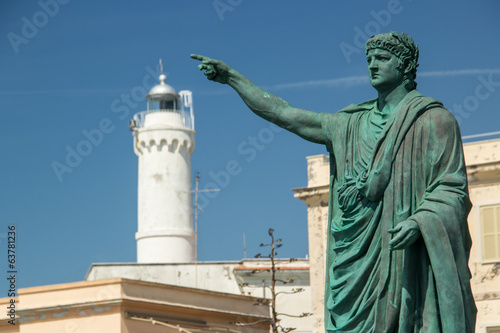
131,75 -> 196,263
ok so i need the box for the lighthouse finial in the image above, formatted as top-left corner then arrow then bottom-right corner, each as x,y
158,59 -> 167,84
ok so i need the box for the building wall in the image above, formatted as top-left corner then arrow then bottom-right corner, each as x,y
0,278 -> 271,333
86,259 -> 314,332
233,261 -> 313,332
293,138 -> 500,333
87,261 -> 242,294
293,155 -> 329,333
464,139 -> 500,332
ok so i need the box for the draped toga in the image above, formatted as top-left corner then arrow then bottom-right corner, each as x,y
320,90 -> 476,332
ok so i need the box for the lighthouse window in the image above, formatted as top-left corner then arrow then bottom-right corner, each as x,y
160,100 -> 175,110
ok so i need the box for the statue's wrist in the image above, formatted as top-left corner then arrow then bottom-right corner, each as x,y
407,218 -> 419,229
226,69 -> 244,87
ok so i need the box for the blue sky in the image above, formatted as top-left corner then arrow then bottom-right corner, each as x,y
1,0 -> 499,290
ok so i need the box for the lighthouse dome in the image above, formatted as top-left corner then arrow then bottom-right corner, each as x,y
147,74 -> 179,101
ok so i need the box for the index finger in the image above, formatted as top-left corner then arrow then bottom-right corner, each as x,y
190,54 -> 218,65
190,54 -> 207,61
388,226 -> 401,234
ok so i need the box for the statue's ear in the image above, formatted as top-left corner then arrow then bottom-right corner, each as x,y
404,60 -> 412,75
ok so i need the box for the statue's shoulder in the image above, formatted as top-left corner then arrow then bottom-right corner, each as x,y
413,93 -> 451,117
321,99 -> 374,124
338,98 -> 377,114
413,93 -> 460,130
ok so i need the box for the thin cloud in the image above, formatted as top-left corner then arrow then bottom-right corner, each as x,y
0,88 -> 130,96
268,68 -> 500,91
2,68 -> 500,96
419,68 -> 500,77
270,75 -> 368,91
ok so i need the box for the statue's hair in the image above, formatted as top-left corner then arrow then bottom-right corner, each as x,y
365,32 -> 419,90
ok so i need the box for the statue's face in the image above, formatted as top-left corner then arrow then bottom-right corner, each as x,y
366,48 -> 403,92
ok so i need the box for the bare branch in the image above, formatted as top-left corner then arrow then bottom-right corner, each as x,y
253,298 -> 270,306
240,228 -> 309,333
275,288 -> 305,296
231,319 -> 272,327
277,325 -> 297,333
277,312 -> 312,318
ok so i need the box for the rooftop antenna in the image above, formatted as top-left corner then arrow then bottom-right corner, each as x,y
243,233 -> 247,259
193,171 -> 220,236
158,58 -> 171,82
192,171 -> 220,287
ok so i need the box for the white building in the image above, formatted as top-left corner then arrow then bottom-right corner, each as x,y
130,73 -> 196,263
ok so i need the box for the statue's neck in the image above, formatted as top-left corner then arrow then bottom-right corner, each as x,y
377,85 -> 411,115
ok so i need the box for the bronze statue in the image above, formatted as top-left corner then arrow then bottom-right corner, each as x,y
191,32 -> 476,332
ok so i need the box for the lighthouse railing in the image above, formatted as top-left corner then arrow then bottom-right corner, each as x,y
132,91 -> 194,131
133,111 -> 147,129
179,90 -> 195,130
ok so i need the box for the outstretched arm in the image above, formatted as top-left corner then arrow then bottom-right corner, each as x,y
190,54 -> 326,144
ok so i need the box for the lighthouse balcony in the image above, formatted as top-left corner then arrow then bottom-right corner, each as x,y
130,91 -> 194,131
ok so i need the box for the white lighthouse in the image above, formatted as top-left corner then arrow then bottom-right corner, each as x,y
129,73 -> 196,263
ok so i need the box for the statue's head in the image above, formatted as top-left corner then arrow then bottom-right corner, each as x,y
365,32 -> 419,90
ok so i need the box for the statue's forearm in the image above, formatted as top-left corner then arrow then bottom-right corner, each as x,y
221,66 -> 325,144
226,70 -> 291,125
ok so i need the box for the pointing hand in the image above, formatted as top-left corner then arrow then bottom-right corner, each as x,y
190,54 -> 232,84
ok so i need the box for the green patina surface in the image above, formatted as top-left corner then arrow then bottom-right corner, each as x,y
191,31 -> 476,332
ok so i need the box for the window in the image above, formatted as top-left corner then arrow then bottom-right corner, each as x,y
486,326 -> 500,333
480,203 -> 500,262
